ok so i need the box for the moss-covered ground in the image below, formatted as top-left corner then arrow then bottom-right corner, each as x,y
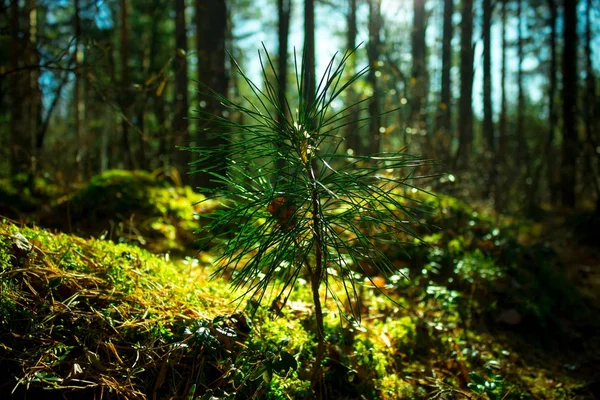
1,170 -> 599,399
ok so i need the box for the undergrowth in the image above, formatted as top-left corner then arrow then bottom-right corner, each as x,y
0,177 -> 598,399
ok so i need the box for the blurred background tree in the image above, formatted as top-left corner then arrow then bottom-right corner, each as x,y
0,0 -> 599,214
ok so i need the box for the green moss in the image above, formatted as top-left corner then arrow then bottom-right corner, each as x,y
266,375 -> 311,400
378,374 -> 426,400
51,169 -> 209,253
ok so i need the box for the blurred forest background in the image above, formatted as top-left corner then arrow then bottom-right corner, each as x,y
0,0 -> 599,214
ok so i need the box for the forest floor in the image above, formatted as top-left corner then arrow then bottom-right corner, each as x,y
1,170 -> 599,400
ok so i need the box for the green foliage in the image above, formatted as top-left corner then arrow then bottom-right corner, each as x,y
467,365 -> 505,400
191,48 -> 427,319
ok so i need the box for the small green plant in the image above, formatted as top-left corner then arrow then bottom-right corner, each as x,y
467,365 -> 505,400
191,47 -> 427,394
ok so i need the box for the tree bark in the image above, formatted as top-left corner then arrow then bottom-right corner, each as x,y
276,0 -> 291,173
173,0 -> 190,180
561,0 -> 578,208
9,0 -> 27,176
436,0 -> 453,161
483,0 -> 494,197
455,0 -> 473,169
195,0 -> 228,188
410,0 -> 427,138
303,0 -> 316,111
24,0 -> 40,178
583,0 -> 600,207
74,0 -> 85,176
344,0 -> 361,155
516,0 -> 528,171
120,0 -> 134,169
368,0 -> 382,154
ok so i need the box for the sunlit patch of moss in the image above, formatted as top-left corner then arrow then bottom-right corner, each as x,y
265,375 -> 311,400
352,334 -> 390,378
0,220 -> 249,398
254,312 -> 312,354
378,374 -> 427,400
49,169 -> 212,253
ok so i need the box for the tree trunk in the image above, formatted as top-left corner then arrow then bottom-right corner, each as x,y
276,0 -> 291,173
410,0 -> 427,140
9,0 -> 27,176
583,0 -> 600,207
455,0 -> 473,169
561,0 -> 578,208
368,0 -> 382,154
516,0 -> 528,172
532,0 -> 558,208
482,0 -> 493,153
172,0 -> 190,181
344,0 -> 361,155
24,0 -> 40,179
195,0 -> 228,188
120,0 -> 134,169
303,0 -> 316,110
483,0 -> 494,197
436,0 -> 453,161
74,0 -> 85,177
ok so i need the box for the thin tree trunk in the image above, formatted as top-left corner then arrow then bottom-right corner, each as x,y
195,0 -> 228,188
345,0 -> 361,155
561,0 -> 578,208
495,0 -> 508,210
410,0 -> 427,140
455,0 -> 473,169
436,0 -> 453,161
533,0 -> 558,208
24,0 -> 40,179
583,0 -> 600,207
74,0 -> 84,177
483,0 -> 494,197
303,0 -> 316,109
120,0 -> 134,169
173,0 -> 190,181
9,0 -> 27,176
368,0 -> 382,154
516,0 -> 528,172
276,0 -> 291,173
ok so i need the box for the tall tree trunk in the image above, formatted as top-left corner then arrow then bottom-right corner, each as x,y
533,0 -> 558,208
303,0 -> 316,109
561,0 -> 578,208
482,0 -> 493,153
173,0 -> 190,180
9,0 -> 27,176
368,0 -> 382,154
496,0 -> 508,210
455,0 -> 473,169
436,0 -> 453,161
276,0 -> 291,173
74,0 -> 84,177
483,0 -> 494,197
120,0 -> 134,169
345,0 -> 361,155
410,0 -> 427,140
516,0 -> 528,172
24,0 -> 40,179
195,0 -> 228,188
583,0 -> 600,208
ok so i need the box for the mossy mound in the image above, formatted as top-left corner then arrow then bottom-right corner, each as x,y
0,221 -> 253,399
0,174 -> 64,220
47,170 -> 215,253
